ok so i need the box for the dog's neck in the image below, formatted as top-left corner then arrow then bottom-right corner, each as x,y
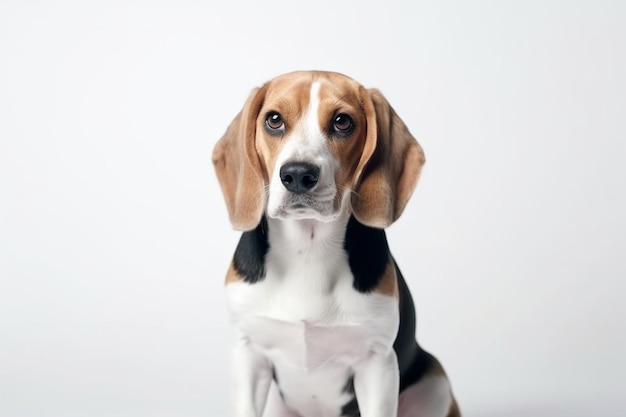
263,213 -> 391,293
233,213 -> 391,293
265,214 -> 351,258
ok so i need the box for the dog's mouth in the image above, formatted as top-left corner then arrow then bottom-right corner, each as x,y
267,194 -> 339,222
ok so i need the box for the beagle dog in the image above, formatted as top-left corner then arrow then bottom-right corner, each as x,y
213,71 -> 459,417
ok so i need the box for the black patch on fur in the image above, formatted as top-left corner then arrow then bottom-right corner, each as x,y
342,375 -> 355,394
343,216 -> 390,293
340,375 -> 360,416
401,347 -> 438,390
272,368 -> 285,400
232,217 -> 269,283
393,261 -> 438,391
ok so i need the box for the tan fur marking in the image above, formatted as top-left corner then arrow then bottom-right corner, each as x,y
225,261 -> 242,285
429,357 -> 447,376
212,86 -> 267,231
447,397 -> 462,417
374,259 -> 399,298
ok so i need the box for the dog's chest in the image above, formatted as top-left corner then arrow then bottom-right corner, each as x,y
227,273 -> 397,417
227,252 -> 397,368
226,220 -> 399,416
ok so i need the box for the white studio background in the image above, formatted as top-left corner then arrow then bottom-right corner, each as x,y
1,1 -> 624,416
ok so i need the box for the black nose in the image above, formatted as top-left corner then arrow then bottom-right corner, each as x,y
279,162 -> 320,194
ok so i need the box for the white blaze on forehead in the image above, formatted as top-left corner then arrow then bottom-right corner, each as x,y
289,81 -> 324,151
305,81 -> 322,137
277,81 -> 328,163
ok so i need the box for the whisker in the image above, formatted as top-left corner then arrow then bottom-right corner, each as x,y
334,184 -> 360,213
337,183 -> 360,199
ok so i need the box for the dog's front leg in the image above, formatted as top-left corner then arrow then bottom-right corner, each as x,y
353,349 -> 399,417
231,338 -> 273,417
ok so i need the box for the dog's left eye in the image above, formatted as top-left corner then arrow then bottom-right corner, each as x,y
265,112 -> 285,134
332,114 -> 354,135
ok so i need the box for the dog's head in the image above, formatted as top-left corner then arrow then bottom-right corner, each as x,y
213,71 -> 425,231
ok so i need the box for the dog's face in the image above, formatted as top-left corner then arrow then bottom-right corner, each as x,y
213,71 -> 425,230
257,73 -> 368,223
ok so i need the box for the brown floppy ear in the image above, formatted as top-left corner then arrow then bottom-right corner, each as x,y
212,87 -> 267,231
351,88 -> 425,228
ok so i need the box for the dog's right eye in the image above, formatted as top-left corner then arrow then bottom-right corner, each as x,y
265,112 -> 285,134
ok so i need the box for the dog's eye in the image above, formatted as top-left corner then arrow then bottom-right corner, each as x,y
265,112 -> 285,133
332,114 -> 354,135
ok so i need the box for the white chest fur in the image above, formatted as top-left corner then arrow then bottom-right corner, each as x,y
226,217 -> 399,416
